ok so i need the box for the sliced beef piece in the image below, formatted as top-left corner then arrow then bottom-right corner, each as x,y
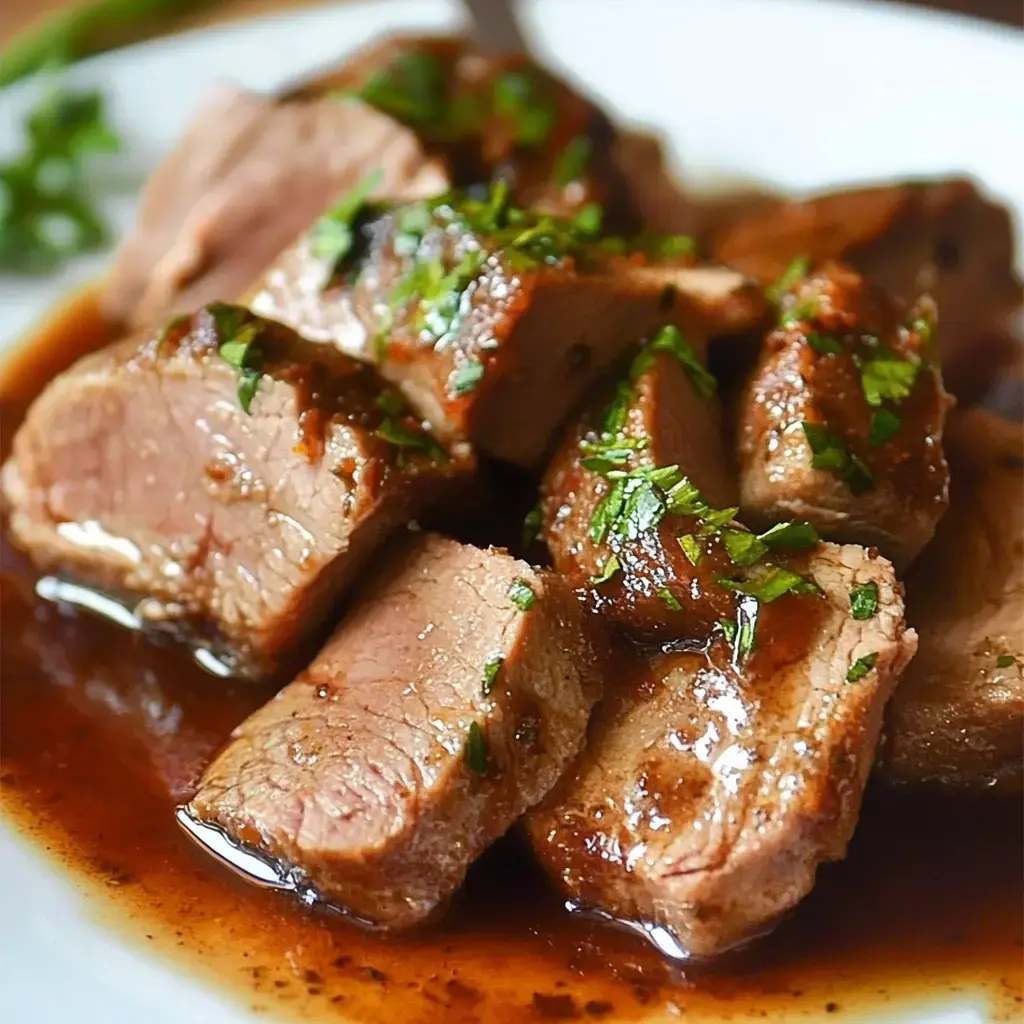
527,542 -> 916,958
1,305 -> 468,678
540,325 -> 742,634
190,533 -> 603,927
710,178 -> 1023,398
737,262 -> 952,568
102,86 -> 449,330
252,189 -> 766,468
288,34 -> 636,229
877,409 -> 1024,792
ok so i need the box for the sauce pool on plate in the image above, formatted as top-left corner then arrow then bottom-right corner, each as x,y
0,290 -> 1021,1023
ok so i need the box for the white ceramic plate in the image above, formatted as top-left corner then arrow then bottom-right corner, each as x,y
0,1 -> 1020,1021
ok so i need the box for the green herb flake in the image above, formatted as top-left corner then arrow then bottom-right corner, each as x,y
579,436 -> 647,475
757,521 -> 820,552
309,169 -> 384,274
664,477 -> 710,518
482,657 -> 504,696
650,235 -> 697,260
722,528 -> 768,567
716,565 -> 820,604
508,578 -> 536,612
678,534 -> 703,566
492,70 -> 556,147
846,652 -> 879,683
613,479 -> 666,540
463,721 -> 491,774
850,582 -> 879,620
806,332 -> 844,356
996,654 -> 1017,668
590,554 -> 621,585
375,418 -> 447,460
861,355 -> 919,407
868,408 -> 902,447
767,255 -> 810,304
210,304 -> 264,414
648,325 -> 717,399
571,202 -> 603,237
553,134 -> 593,186
802,421 -> 875,496
522,503 -> 543,548
449,359 -> 485,398
657,587 -> 683,611
589,477 -> 625,544
719,618 -> 738,644
359,50 -> 447,127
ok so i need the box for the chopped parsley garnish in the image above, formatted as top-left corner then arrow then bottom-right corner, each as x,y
657,587 -> 683,611
678,534 -> 703,566
996,654 -> 1017,668
553,134 -> 593,186
716,565 -> 820,603
415,249 -> 486,342
1,85 -> 121,274
590,554 -> 621,585
766,255 -> 810,304
757,520 -> 820,551
522,503 -> 543,547
721,528 -> 766,567
614,475 -> 667,540
507,578 -> 536,612
210,304 -> 264,414
850,582 -> 879,620
448,359 -> 485,398
806,332 -> 844,356
375,415 -> 447,460
847,652 -> 879,683
571,202 -> 603,237
645,325 -> 717,399
579,435 -> 647,474
720,598 -> 759,662
309,169 -> 383,276
463,721 -> 491,775
492,69 -> 556,147
719,618 -> 738,644
358,50 -> 447,127
860,354 -> 919,407
868,408 -> 902,447
650,235 -> 697,260
802,421 -> 875,495
589,477 -> 626,544
482,657 -> 503,696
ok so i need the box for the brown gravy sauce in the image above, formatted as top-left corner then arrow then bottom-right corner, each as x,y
1,289 -> 1021,1023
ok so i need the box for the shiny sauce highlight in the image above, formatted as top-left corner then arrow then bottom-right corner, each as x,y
0,291 -> 1021,1023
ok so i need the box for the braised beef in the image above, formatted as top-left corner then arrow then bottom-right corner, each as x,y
190,533 -> 603,926
1,305 -> 469,678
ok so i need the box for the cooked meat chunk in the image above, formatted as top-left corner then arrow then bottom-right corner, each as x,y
877,409 -> 1024,792
711,178 -> 1023,397
540,325 -> 741,633
253,187 -> 766,467
1,305 -> 468,678
527,542 -> 916,958
190,533 -> 603,927
289,34 -> 635,228
102,86 -> 449,330
737,262 -> 951,567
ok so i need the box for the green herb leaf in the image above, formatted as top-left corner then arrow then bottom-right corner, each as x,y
996,654 -> 1017,669
507,578 -> 536,612
309,169 -> 384,274
861,355 -> 919,407
492,70 -> 556,147
359,50 -> 447,126
757,521 -> 820,551
482,657 -> 503,696
719,618 -> 738,644
590,554 -> 621,585
847,652 -> 879,683
449,359 -> 485,398
767,255 -> 810,304
210,305 -> 264,414
589,477 -> 625,544
868,408 -> 902,447
375,417 -> 447,460
464,721 -> 491,774
850,582 -> 879,620
678,534 -> 703,566
657,587 -> 683,611
806,332 -> 844,356
722,528 -> 768,567
553,134 -> 593,186
522,503 -> 543,548
579,435 -> 647,475
650,235 -> 697,260
613,478 -> 666,540
664,477 -> 710,518
648,325 -> 717,399
802,421 -> 875,496
571,202 -> 603,237
716,566 -> 820,603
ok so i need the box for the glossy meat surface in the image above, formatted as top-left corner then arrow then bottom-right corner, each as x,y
191,533 -> 603,927
253,190 -> 766,467
737,262 -> 951,567
878,409 -> 1024,791
528,542 -> 916,958
1,306 -> 468,678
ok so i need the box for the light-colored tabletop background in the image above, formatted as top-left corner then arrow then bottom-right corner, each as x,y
2,0 -> 1022,53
